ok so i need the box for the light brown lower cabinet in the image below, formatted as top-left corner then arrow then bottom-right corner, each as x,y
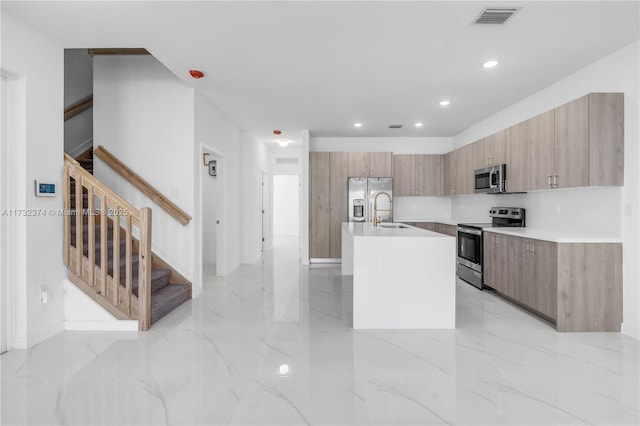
483,232 -> 622,332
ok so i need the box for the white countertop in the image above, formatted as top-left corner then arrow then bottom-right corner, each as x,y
483,227 -> 622,243
394,218 -> 460,226
343,222 -> 451,238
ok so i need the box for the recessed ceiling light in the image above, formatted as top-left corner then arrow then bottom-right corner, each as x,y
354,122 -> 363,128
277,139 -> 289,147
415,122 -> 424,127
483,60 -> 499,68
439,100 -> 451,106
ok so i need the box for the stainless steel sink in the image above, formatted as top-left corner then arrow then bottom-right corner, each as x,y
378,223 -> 411,229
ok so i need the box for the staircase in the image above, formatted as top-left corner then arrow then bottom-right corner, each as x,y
65,151 -> 191,329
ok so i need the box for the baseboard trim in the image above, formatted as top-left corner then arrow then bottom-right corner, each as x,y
64,320 -> 138,331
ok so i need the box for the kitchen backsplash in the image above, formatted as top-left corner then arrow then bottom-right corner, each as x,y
452,186 -> 622,236
393,196 -> 452,221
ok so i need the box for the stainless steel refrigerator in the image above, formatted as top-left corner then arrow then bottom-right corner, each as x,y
348,178 -> 393,223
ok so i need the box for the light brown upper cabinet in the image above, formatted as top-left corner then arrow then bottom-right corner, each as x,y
369,152 -> 393,177
506,111 -> 554,192
442,150 -> 458,196
552,93 -> 623,189
348,152 -> 393,177
416,155 -> 443,196
347,152 -> 369,177
393,154 -> 442,196
588,93 -> 624,186
488,129 -> 507,166
456,144 -> 475,195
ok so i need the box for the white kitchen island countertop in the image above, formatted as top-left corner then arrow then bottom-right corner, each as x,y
342,222 -> 456,329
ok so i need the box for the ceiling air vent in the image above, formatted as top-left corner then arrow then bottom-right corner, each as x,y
389,124 -> 403,129
275,158 -> 299,165
473,7 -> 520,25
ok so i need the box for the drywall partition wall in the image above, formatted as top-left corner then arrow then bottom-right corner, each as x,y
64,49 -> 93,156
93,55 -> 196,284
240,131 -> 268,264
452,41 -> 640,339
311,137 -> 452,154
1,14 -> 65,348
194,92 -> 243,285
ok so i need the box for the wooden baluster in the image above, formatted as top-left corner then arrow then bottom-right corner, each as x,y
63,165 -> 70,266
112,207 -> 120,306
75,175 -> 83,276
138,207 -> 152,331
100,195 -> 108,296
125,215 -> 133,315
87,186 -> 96,288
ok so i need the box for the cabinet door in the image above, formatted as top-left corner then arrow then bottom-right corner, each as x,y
526,110 -> 555,190
489,129 -> 507,166
348,152 -> 369,178
447,149 -> 459,195
589,93 -> 624,186
415,155 -> 443,196
392,155 -> 416,196
456,145 -> 474,195
492,234 -> 512,294
555,95 -> 589,188
442,153 -> 452,196
474,137 -> 490,169
532,240 -> 558,320
369,152 -> 392,177
506,120 -> 529,193
329,152 -> 349,258
483,233 -> 497,288
309,152 -> 330,258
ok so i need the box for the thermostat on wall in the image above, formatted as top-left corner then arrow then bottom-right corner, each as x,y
35,180 -> 56,197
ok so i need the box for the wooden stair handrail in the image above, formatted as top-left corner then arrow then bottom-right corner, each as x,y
64,95 -> 93,121
93,145 -> 192,226
63,153 -> 153,331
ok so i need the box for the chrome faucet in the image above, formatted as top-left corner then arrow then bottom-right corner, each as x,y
373,191 -> 392,226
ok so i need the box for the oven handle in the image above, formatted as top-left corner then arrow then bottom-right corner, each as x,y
457,227 -> 482,236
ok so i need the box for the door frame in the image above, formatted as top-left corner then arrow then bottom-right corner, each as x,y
199,143 -> 226,278
261,172 -> 271,252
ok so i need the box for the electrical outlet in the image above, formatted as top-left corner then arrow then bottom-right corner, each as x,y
40,286 -> 48,304
379,257 -> 385,268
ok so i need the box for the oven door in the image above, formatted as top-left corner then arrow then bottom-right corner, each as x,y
457,227 -> 482,272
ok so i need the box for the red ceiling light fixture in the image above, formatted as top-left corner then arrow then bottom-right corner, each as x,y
189,69 -> 205,79
273,130 -> 282,135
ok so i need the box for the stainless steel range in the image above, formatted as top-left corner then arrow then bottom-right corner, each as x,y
457,207 -> 526,289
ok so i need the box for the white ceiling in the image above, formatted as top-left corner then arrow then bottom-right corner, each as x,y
3,1 -> 639,138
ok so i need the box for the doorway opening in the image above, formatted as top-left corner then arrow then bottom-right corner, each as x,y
201,147 -> 224,278
272,175 -> 300,249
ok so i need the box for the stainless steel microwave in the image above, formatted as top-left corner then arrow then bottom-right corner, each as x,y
474,164 -> 506,194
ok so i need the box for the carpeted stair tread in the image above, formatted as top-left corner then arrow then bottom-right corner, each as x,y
150,284 -> 190,324
131,268 -> 171,294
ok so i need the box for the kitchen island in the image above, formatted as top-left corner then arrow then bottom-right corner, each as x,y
342,222 -> 456,329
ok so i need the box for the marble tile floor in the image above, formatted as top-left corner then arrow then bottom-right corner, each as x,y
1,237 -> 638,425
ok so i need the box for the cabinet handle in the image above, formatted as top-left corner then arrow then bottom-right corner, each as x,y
553,174 -> 558,188
547,175 -> 552,188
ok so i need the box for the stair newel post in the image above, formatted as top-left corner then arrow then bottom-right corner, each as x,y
63,164 -> 70,267
138,207 -> 153,331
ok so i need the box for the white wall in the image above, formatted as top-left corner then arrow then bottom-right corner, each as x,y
1,14 -> 65,348
452,41 -> 640,339
311,136 -> 452,154
194,93 -> 244,286
93,55 -> 196,282
64,49 -> 93,156
240,131 -> 268,264
300,131 -> 310,264
273,175 -> 300,236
